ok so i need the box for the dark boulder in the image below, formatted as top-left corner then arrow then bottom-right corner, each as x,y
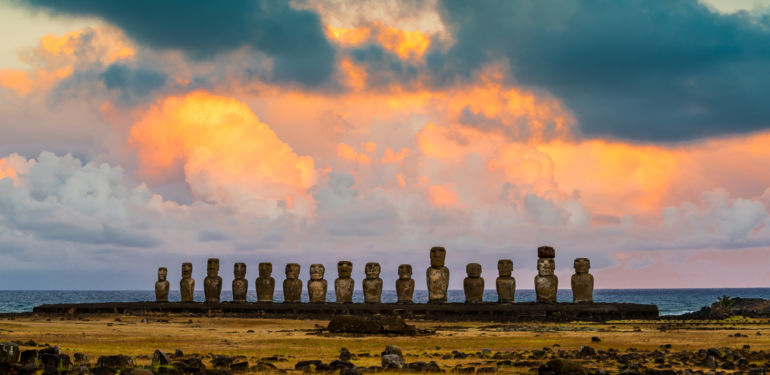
537,359 -> 587,375
152,349 -> 171,366
0,342 -> 20,364
328,315 -> 417,334
97,354 -> 134,369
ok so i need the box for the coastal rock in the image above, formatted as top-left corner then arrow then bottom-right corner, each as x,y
405,361 -> 441,372
152,349 -> 171,366
0,342 -> 20,364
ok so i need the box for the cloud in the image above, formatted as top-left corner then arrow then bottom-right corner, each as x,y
428,0 -> 770,141
19,0 -> 336,86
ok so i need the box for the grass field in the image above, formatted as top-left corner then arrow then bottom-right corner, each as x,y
2,314 -> 769,373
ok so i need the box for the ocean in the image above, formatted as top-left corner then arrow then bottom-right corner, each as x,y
1,288 -> 769,316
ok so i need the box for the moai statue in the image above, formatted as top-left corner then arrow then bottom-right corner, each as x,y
463,263 -> 484,303
180,262 -> 195,302
396,264 -> 415,303
283,263 -> 302,303
363,262 -> 383,303
426,246 -> 450,303
334,261 -> 354,303
534,246 -> 558,303
496,259 -> 516,303
155,267 -> 169,302
232,262 -> 248,303
204,258 -> 222,303
571,258 -> 594,303
308,264 -> 328,303
256,262 -> 275,303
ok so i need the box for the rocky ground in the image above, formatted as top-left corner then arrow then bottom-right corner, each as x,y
1,313 -> 769,374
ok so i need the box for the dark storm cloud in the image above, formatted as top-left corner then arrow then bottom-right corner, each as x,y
430,0 -> 770,141
20,0 -> 336,86
100,63 -> 167,98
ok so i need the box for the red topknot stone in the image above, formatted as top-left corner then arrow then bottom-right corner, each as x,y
537,246 -> 555,258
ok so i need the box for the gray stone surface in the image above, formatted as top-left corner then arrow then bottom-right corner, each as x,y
396,264 -> 415,303
154,267 -> 169,302
179,262 -> 195,302
204,258 -> 222,303
571,258 -> 594,303
232,262 -> 248,303
0,342 -> 19,364
382,354 -> 405,369
283,263 -> 302,303
535,246 -> 558,303
426,247 -> 450,303
496,259 -> 515,303
334,261 -> 354,303
256,262 -> 275,302
463,263 -> 484,303
308,264 -> 328,303
363,262 -> 383,303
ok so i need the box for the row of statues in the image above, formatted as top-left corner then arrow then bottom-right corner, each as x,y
155,246 -> 594,304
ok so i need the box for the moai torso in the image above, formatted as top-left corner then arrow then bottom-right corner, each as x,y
363,262 -> 383,303
180,262 -> 195,302
534,246 -> 558,303
283,263 -> 302,303
232,262 -> 248,303
396,264 -> 415,303
571,258 -> 594,303
495,259 -> 515,303
204,258 -> 222,303
463,263 -> 484,303
334,261 -> 354,303
308,264 -> 327,303
155,267 -> 169,302
256,262 -> 275,302
426,247 -> 450,303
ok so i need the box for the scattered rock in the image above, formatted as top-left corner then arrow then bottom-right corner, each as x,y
211,355 -> 237,368
340,347 -> 353,361
591,337 -> 601,342
295,359 -> 324,371
700,355 -> 717,369
19,350 -> 37,365
74,352 -> 89,366
538,359 -> 587,375
174,349 -> 184,357
382,346 -> 404,359
231,361 -> 249,372
382,354 -> 405,370
579,346 -> 596,357
97,354 -> 134,369
0,342 -> 20,364
404,361 -> 441,372
93,367 -> 119,375
152,349 -> 171,366
477,366 -> 497,373
123,369 -> 154,375
328,315 -> 417,335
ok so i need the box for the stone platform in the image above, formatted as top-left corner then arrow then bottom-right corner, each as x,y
32,301 -> 658,322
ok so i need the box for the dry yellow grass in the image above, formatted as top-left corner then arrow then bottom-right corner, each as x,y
1,314 -> 769,373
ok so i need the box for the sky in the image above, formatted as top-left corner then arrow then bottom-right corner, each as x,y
1,0 -> 770,290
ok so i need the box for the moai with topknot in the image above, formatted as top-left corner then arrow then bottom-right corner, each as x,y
571,258 -> 594,303
334,261 -> 354,303
283,263 -> 302,303
155,267 -> 169,302
363,262 -> 383,303
204,258 -> 222,303
463,263 -> 484,303
426,246 -> 450,303
396,264 -> 415,303
495,259 -> 516,303
534,246 -> 558,303
308,264 -> 328,303
180,262 -> 195,302
232,262 -> 248,303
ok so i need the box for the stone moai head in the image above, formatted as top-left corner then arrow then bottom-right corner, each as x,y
233,262 -> 246,279
207,258 -> 220,277
430,246 -> 446,267
574,258 -> 590,274
158,267 -> 168,281
497,259 -> 513,277
259,262 -> 272,277
285,263 -> 300,279
337,261 -> 352,278
537,246 -> 556,276
398,264 -> 413,279
181,262 -> 193,279
466,263 -> 482,278
365,262 -> 381,279
310,264 -> 325,280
